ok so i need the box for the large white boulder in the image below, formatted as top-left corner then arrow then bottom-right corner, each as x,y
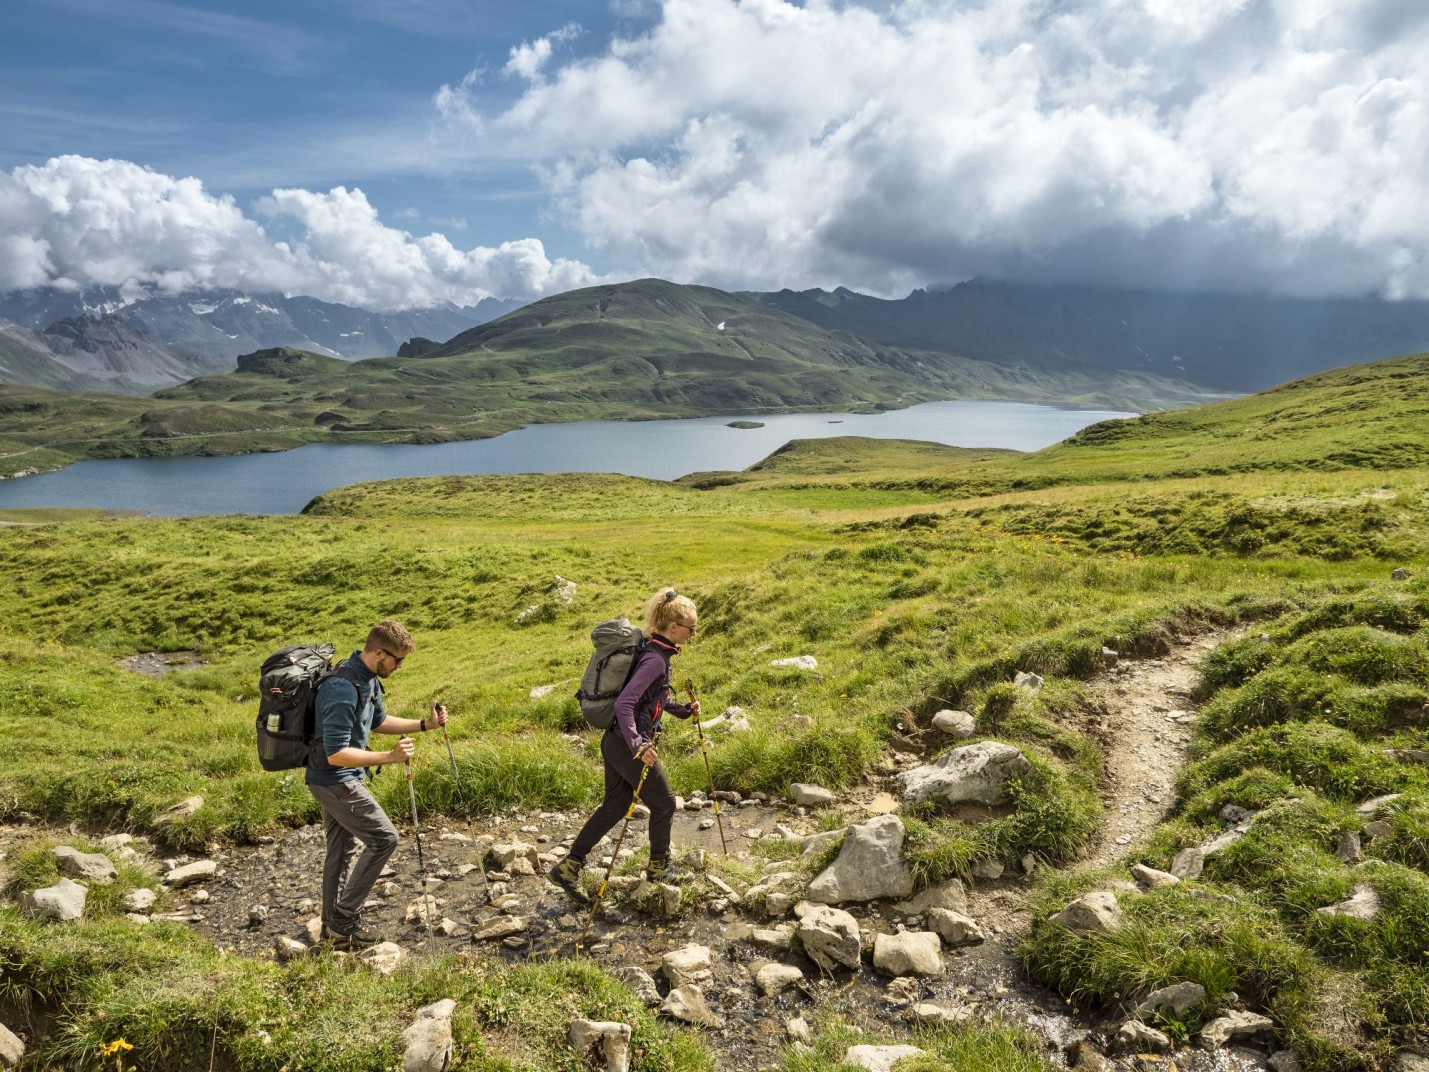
898,741 -> 1034,807
795,904 -> 863,972
807,815 -> 913,904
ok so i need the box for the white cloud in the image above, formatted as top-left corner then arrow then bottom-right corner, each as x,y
465,0 -> 1429,298
505,23 -> 583,81
0,156 -> 597,308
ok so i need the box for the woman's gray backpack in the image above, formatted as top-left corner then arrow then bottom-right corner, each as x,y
575,618 -> 645,729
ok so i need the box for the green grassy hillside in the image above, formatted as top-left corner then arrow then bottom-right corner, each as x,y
0,354 -> 1425,1070
0,279 -> 1223,479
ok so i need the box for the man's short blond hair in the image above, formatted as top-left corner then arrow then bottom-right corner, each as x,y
364,619 -> 415,655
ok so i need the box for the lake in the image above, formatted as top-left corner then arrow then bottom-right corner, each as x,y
0,400 -> 1133,516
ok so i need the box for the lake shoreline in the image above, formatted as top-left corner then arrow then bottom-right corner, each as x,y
0,400 -> 1139,517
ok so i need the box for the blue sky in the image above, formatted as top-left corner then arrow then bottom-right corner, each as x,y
1,0 -> 625,258
2,0 -> 1427,310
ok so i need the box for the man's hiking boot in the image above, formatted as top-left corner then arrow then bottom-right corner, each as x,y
323,915 -> 381,949
644,857 -> 692,884
548,857 -> 589,902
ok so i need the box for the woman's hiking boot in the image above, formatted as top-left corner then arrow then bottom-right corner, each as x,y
548,857 -> 589,902
323,914 -> 381,949
644,857 -> 692,884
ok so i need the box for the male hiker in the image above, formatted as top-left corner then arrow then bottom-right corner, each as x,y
306,619 -> 447,948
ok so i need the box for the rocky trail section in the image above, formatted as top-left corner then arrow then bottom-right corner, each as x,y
7,629 -> 1279,1072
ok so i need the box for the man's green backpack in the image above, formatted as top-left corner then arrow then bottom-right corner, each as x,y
574,619 -> 645,729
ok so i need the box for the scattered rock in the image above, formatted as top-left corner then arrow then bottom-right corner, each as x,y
274,937 -> 310,962
0,1023 -> 23,1069
662,944 -> 714,989
164,860 -> 217,887
800,829 -> 845,858
1391,568 -> 1410,581
893,880 -> 968,918
402,999 -> 456,1072
661,985 -> 723,1028
769,655 -> 818,672
154,796 -> 204,824
898,741 -> 1034,807
913,1001 -> 972,1026
1014,671 -> 1043,690
614,966 -> 661,1006
1356,793 -> 1402,816
1269,1051 -> 1304,1072
1118,1021 -> 1172,1054
361,942 -> 405,975
971,860 -> 1004,880
807,814 -> 914,904
1131,864 -> 1179,889
1316,884 -> 1381,921
52,846 -> 116,884
1049,891 -> 1125,934
931,710 -> 976,737
1219,804 -> 1257,824
756,963 -> 805,996
927,908 -> 986,947
1200,1011 -> 1276,1050
790,783 -> 836,808
122,888 -> 157,912
1137,981 -> 1207,1019
22,877 -> 87,922
471,915 -> 528,941
569,1019 -> 631,1072
529,684 -> 559,699
1068,1040 -> 1114,1072
787,1017 -> 813,1043
1336,831 -> 1363,864
795,903 -> 863,972
1170,848 -> 1205,879
1363,820 -> 1394,840
845,1044 -> 925,1072
872,931 -> 943,977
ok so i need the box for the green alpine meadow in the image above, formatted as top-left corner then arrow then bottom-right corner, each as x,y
1,351 -> 1427,1070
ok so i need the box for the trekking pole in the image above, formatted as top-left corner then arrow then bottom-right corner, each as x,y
684,678 -> 727,856
402,738 -> 435,943
434,701 -> 466,810
576,760 -> 651,952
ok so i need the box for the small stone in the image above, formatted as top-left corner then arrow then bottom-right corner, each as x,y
660,985 -> 723,1028
1131,863 -> 1179,889
913,1002 -> 972,1026
569,1019 -> 631,1072
871,931 -> 943,977
360,942 -> 405,975
1200,1011 -> 1276,1049
1170,848 -> 1205,879
971,859 -> 1004,879
0,1022 -> 24,1069
769,655 -> 818,672
1137,982 -> 1207,1019
163,861 -> 217,887
790,783 -> 836,807
154,796 -> 204,825
274,937 -> 310,962
470,915 -> 528,941
1391,568 -> 1410,581
1336,831 -> 1363,864
248,905 -> 269,927
787,1017 -> 813,1043
845,1044 -> 925,1072
122,888 -> 157,913
931,710 -> 976,737
52,847 -> 117,885
1014,670 -> 1043,690
1049,891 -> 1125,934
755,963 -> 805,996
1363,820 -> 1394,839
614,966 -> 661,1006
1118,1021 -> 1172,1054
662,944 -> 714,988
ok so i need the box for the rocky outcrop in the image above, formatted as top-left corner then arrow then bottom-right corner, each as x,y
872,931 -> 943,977
569,1019 -> 631,1072
22,878 -> 87,922
806,815 -> 913,904
1048,891 -> 1125,933
402,1000 -> 455,1072
898,741 -> 1034,807
795,903 -> 863,972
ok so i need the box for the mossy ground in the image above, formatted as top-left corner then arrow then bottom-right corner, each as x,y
2,356 -> 1428,1069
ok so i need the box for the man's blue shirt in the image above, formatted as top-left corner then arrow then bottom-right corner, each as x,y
305,650 -> 386,785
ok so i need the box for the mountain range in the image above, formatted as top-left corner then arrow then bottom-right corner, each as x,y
0,278 -> 1223,480
745,280 -> 1429,392
0,287 -> 524,395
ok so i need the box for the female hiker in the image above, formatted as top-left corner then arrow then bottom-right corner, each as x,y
549,586 -> 701,897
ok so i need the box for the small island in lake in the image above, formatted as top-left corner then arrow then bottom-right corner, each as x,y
726,420 -> 765,429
